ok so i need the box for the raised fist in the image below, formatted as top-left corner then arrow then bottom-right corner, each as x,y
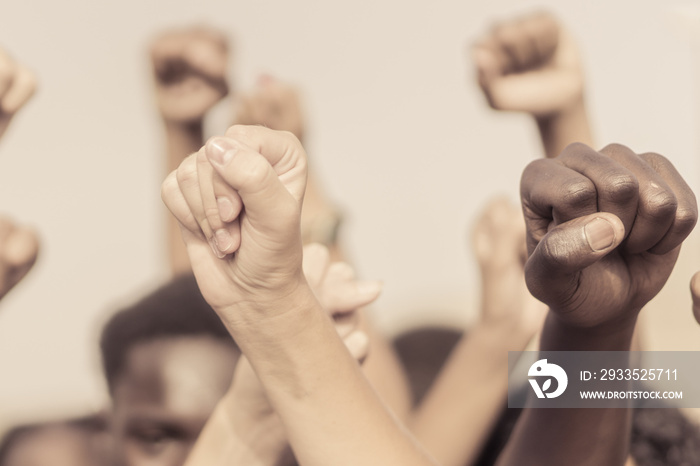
522,143 -> 697,329
150,27 -> 229,124
161,125 -> 308,320
472,12 -> 583,118
472,197 -> 546,336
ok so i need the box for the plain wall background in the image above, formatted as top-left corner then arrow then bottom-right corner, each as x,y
1,0 -> 700,430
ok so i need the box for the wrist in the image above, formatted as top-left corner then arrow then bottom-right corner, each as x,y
219,278 -> 323,348
534,93 -> 586,124
541,310 -> 637,351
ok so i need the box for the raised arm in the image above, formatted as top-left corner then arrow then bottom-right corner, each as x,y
498,143 -> 697,466
409,197 -> 546,466
184,243 -> 378,466
472,12 -> 592,158
149,26 -> 229,274
161,125 -> 435,466
236,76 -> 413,418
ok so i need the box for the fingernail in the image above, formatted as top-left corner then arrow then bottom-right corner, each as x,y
584,218 -> 616,252
206,138 -> 237,167
208,237 -> 226,259
217,197 -> 235,222
214,229 -> 234,252
357,281 -> 383,296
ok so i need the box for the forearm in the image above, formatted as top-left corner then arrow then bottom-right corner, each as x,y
357,312 -> 413,422
224,286 -> 437,466
184,392 -> 290,466
410,322 -> 532,466
536,96 -> 593,159
497,312 -> 635,466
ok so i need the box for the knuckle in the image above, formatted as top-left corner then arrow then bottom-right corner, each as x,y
522,158 -> 549,175
203,205 -> 221,221
639,151 -> 670,169
561,141 -> 591,155
599,142 -> 634,159
561,179 -> 596,210
673,206 -> 698,235
280,129 -> 301,146
226,124 -> 252,139
601,173 -> 638,201
645,190 -> 678,220
160,171 -> 178,200
538,236 -> 567,270
175,161 -> 198,188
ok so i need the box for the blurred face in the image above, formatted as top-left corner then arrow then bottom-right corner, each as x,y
2,425 -> 95,466
111,336 -> 239,466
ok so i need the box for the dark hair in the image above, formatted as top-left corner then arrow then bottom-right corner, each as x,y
100,273 -> 237,393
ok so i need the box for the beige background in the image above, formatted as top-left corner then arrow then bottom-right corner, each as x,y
1,0 -> 700,430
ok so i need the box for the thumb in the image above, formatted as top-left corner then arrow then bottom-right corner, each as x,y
205,135 -> 303,232
525,213 -> 624,303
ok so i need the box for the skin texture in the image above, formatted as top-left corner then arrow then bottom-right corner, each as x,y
162,125 -> 686,465
111,336 -> 240,466
409,197 -> 546,466
162,125 -> 436,466
497,142 -> 697,466
149,26 -> 412,421
183,243 -> 376,466
473,11 -> 592,158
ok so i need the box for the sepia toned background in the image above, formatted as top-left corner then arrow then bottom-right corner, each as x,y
1,0 -> 700,431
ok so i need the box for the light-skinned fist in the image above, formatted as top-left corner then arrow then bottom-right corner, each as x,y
151,27 -> 229,124
472,12 -> 583,118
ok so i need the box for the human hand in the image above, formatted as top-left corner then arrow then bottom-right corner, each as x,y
230,242 -> 376,412
0,48 -> 37,140
150,27 -> 229,124
0,217 -> 39,301
161,125 -> 309,326
234,75 -> 305,142
185,243 -> 377,466
472,197 -> 547,337
472,11 -> 583,118
522,143 -> 697,332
